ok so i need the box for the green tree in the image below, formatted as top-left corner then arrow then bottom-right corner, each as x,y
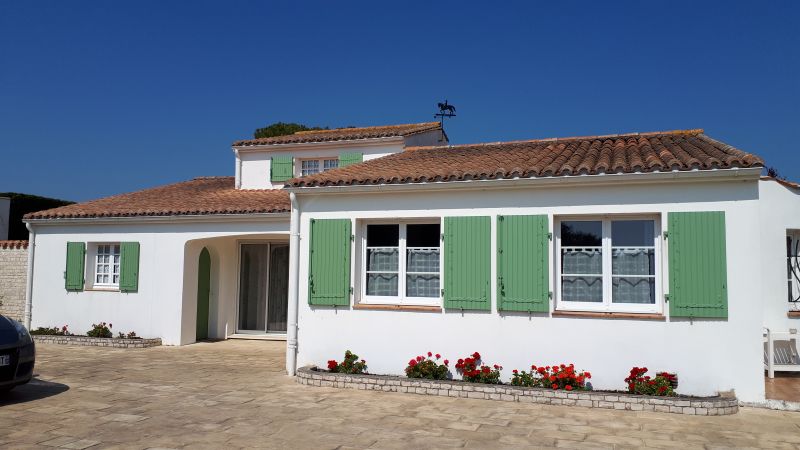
254,122 -> 328,139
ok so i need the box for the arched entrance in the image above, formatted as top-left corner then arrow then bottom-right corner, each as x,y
196,247 -> 211,341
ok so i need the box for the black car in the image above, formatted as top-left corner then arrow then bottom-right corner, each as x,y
0,314 -> 35,392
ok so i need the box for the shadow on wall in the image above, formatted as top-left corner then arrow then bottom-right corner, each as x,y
0,376 -> 70,406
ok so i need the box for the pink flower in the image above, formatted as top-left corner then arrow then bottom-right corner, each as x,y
435,354 -> 441,359
427,351 -> 433,357
444,359 -> 449,366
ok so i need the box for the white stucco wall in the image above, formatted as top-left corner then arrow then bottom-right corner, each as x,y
758,179 -> 800,331
237,140 -> 406,190
29,216 -> 289,345
294,178 -> 767,401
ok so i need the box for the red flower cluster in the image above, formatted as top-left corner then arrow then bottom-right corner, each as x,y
514,363 -> 590,391
326,350 -> 368,374
405,352 -> 450,380
455,352 -> 502,384
625,366 -> 675,396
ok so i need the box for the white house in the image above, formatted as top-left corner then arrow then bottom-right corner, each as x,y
23,122 -> 800,403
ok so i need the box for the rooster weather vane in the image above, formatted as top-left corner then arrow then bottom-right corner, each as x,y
434,100 -> 456,125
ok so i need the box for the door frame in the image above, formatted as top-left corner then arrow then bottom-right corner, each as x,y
234,239 -> 290,335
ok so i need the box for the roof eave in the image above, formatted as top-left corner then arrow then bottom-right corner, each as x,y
232,135 -> 406,152
24,211 -> 291,226
285,167 -> 763,195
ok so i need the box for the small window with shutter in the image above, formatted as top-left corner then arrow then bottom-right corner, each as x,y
84,242 -> 140,292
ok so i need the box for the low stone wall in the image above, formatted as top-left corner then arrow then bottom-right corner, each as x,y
0,241 -> 28,322
296,366 -> 738,416
33,335 -> 162,349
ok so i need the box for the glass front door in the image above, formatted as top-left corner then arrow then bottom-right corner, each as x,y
237,243 -> 289,334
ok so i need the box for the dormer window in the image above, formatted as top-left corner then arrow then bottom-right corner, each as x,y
300,158 -> 339,176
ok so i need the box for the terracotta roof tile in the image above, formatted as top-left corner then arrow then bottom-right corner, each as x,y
233,122 -> 442,147
288,129 -> 764,188
0,240 -> 28,249
25,177 -> 289,220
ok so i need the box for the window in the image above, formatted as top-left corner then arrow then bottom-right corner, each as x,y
787,233 -> 800,311
557,217 -> 659,313
300,158 -> 338,176
361,222 -> 441,305
93,243 -> 121,287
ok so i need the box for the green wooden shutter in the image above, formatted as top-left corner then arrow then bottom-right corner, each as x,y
668,211 -> 728,318
338,152 -> 363,167
308,219 -> 351,306
271,155 -> 294,182
64,242 -> 86,291
119,242 -> 140,293
444,216 -> 491,310
497,215 -> 550,312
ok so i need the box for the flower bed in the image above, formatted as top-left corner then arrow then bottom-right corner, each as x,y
296,366 -> 738,416
32,335 -> 161,349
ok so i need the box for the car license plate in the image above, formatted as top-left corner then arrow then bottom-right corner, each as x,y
0,354 -> 9,366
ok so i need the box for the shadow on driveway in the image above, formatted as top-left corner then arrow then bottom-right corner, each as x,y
0,375 -> 69,406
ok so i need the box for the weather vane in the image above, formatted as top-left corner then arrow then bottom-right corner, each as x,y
434,99 -> 456,125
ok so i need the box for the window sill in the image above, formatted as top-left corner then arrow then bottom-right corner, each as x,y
788,311 -> 800,318
84,287 -> 120,292
353,304 -> 442,313
552,311 -> 665,321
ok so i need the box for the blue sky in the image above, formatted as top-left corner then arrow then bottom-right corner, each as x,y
1,1 -> 798,201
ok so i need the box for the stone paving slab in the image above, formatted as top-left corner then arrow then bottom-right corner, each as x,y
0,340 -> 798,449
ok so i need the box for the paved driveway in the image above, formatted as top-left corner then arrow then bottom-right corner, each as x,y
1,340 -> 799,449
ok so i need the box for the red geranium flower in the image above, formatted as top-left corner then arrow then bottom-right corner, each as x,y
444,359 -> 449,366
427,351 -> 432,357
473,352 -> 481,359
565,385 -> 573,391
327,360 -> 338,370
552,384 -> 558,390
435,354 -> 441,359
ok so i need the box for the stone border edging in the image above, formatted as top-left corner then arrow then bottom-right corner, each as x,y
296,366 -> 738,416
33,335 -> 162,348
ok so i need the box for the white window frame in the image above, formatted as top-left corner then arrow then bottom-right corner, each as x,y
89,243 -> 121,290
787,231 -> 800,311
358,219 -> 442,307
298,157 -> 339,177
555,215 -> 662,314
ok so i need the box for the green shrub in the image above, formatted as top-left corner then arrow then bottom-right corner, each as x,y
86,322 -> 113,338
327,350 -> 367,374
30,325 -> 72,336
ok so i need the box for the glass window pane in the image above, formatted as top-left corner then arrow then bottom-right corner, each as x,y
407,274 -> 439,298
301,160 -> 320,176
323,159 -> 338,170
366,224 -> 399,247
407,248 -> 439,272
562,249 -> 602,274
561,276 -> 602,302
367,248 -> 398,271
612,248 -> 655,275
366,273 -> 398,296
612,277 -> 655,304
407,224 -> 440,247
561,221 -> 602,246
611,220 -> 654,247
